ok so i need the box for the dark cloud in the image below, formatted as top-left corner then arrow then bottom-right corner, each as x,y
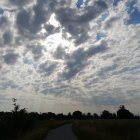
15,0 -> 66,36
26,44 -> 44,60
45,24 -> 55,33
9,0 -> 32,6
37,61 -> 57,76
0,16 -> 8,28
61,41 -> 108,80
78,1 -> 108,22
3,31 -> 13,45
16,4 -> 50,35
56,7 -> 89,45
104,16 -> 120,29
45,24 -> 60,34
75,33 -> 89,45
14,0 -> 108,45
62,48 -> 86,80
53,46 -> 67,60
55,1 -> 108,44
32,2 -> 50,32
3,52 -> 19,65
16,9 -> 32,34
86,42 -> 108,56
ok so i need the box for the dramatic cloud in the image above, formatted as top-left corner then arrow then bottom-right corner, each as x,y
61,40 -> 108,80
55,0 -> 108,44
0,0 -> 140,113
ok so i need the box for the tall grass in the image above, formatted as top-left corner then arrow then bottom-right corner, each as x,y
73,120 -> 140,140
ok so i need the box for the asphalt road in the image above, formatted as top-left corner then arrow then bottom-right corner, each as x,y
44,124 -> 78,140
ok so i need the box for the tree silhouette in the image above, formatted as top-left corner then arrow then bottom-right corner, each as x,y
72,111 -> 83,119
12,98 -> 19,112
87,112 -> 92,119
11,98 -> 34,130
117,105 -> 134,119
93,113 -> 99,119
67,112 -> 72,120
101,110 -> 113,119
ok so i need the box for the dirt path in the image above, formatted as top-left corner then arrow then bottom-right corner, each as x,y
43,124 -> 78,140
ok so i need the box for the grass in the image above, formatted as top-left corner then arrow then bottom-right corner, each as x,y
72,120 -> 140,140
17,120 -> 69,140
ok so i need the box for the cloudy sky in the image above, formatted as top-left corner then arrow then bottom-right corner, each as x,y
0,0 -> 140,114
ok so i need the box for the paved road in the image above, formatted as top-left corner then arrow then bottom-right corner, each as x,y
44,124 -> 78,140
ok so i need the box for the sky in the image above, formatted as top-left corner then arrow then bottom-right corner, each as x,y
0,0 -> 140,114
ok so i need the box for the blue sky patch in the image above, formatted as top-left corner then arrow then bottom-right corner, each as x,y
126,0 -> 140,25
23,57 -> 33,65
76,0 -> 85,8
113,0 -> 121,7
96,32 -> 107,40
97,11 -> 109,24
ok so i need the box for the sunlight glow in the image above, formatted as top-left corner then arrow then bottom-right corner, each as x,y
48,13 -> 60,27
45,33 -> 70,51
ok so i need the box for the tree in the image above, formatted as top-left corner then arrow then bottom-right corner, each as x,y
93,113 -> 99,119
112,113 -> 117,119
117,105 -> 134,119
101,110 -> 113,119
12,98 -> 19,112
56,113 -> 66,120
12,98 -> 34,130
87,112 -> 92,119
72,111 -> 83,119
67,112 -> 72,120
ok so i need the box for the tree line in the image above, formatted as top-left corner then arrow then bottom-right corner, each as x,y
23,105 -> 139,120
0,99 -> 140,139
1,100 -> 139,121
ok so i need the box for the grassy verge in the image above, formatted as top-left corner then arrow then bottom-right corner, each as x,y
18,120 -> 69,140
72,120 -> 140,140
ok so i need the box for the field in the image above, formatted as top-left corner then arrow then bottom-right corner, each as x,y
72,120 -> 140,140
